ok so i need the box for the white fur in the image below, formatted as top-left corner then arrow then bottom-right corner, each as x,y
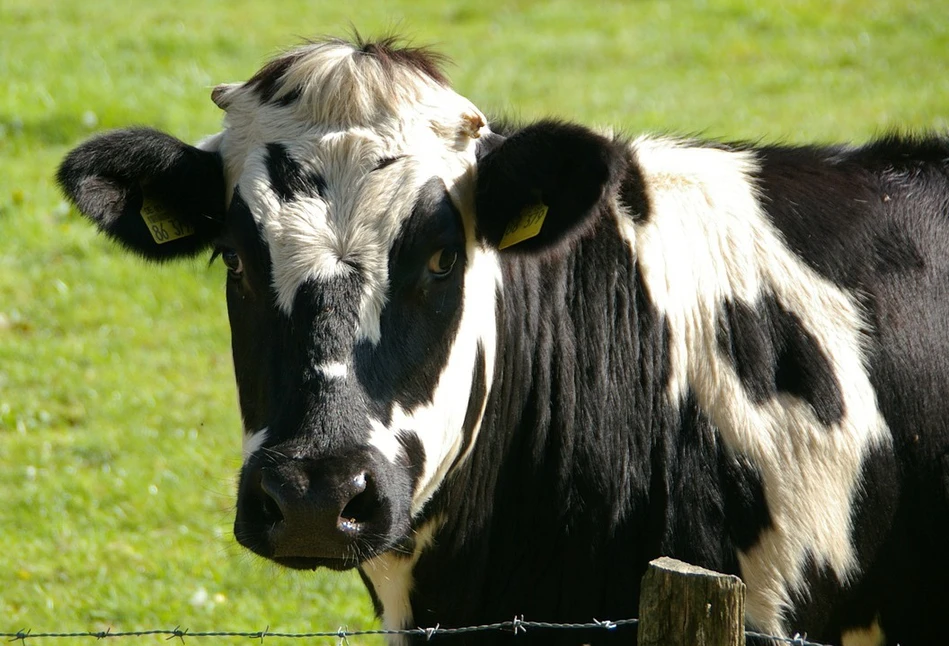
360,518 -> 442,643
619,136 -> 891,635
368,418 -> 404,464
242,427 -> 269,463
841,617 -> 885,646
316,361 -> 349,379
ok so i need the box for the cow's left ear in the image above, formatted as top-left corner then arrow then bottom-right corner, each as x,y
57,128 -> 226,261
474,120 -> 626,252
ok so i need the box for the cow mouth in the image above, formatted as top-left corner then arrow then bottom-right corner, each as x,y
272,555 -> 357,571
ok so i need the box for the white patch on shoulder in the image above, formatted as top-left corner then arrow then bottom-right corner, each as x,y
842,617 -> 885,646
618,136 -> 891,635
360,518 -> 442,642
242,426 -> 268,463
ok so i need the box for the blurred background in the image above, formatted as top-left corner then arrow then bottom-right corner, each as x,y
1,0 -> 947,642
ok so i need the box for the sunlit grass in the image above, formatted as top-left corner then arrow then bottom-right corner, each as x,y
1,0 -> 947,642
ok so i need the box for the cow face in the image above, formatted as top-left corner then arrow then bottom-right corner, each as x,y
57,37 -> 624,571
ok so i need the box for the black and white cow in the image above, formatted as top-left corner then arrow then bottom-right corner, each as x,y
57,36 -> 949,645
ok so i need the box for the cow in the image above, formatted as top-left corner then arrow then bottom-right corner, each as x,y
56,36 -> 949,645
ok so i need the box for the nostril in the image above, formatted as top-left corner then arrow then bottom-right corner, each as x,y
261,490 -> 284,524
339,471 -> 382,531
257,469 -> 286,524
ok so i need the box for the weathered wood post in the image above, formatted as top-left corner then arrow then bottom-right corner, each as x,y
638,557 -> 745,646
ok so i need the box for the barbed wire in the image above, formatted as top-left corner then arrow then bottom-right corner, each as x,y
1,618 -> 835,645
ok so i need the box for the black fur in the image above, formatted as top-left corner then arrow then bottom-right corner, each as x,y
56,128 -> 225,259
247,50 -> 308,105
717,294 -> 845,426
475,121 -> 627,252
265,143 -> 327,201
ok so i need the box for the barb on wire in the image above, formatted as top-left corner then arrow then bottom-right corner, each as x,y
421,623 -> 439,641
745,629 -> 832,646
1,617 -> 836,646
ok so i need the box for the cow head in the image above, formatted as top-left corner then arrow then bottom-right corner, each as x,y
58,37 -> 624,571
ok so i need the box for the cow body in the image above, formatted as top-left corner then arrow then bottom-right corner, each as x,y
57,37 -> 949,645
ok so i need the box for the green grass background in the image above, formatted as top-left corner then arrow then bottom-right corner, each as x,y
1,0 -> 947,643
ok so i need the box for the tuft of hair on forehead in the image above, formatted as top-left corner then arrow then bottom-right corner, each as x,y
237,34 -> 453,128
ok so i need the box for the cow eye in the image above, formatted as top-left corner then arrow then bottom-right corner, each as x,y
220,249 -> 243,276
427,248 -> 458,278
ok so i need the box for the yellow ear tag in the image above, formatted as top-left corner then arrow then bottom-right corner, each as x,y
498,202 -> 548,250
141,200 -> 196,244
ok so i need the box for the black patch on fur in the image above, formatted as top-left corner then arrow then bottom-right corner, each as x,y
265,143 -> 327,202
247,49 -> 307,104
351,35 -> 449,86
717,299 -> 776,404
618,149 -> 651,222
57,127 -> 224,260
475,120 -> 627,252
223,188 -> 276,432
355,178 -> 466,419
717,294 -> 845,426
275,85 -> 301,107
751,136 -> 949,290
717,447 -> 772,551
357,569 -> 384,617
291,275 -> 364,369
397,432 -> 426,496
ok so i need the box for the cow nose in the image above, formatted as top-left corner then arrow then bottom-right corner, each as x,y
236,458 -> 388,566
260,468 -> 373,536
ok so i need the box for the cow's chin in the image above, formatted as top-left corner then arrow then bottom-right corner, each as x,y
271,556 -> 357,572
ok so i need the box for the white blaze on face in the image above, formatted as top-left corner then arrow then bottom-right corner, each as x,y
619,136 -> 891,634
367,239 -> 501,515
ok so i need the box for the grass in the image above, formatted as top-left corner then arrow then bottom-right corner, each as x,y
1,0 -> 947,642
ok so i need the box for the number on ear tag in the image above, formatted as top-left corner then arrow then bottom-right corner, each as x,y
498,203 -> 548,250
141,200 -> 195,244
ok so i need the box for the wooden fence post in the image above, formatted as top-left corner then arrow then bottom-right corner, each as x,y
638,557 -> 745,646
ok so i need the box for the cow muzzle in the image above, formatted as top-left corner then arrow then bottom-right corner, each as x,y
234,450 -> 405,571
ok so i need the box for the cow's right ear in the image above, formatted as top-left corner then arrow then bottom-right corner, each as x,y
474,120 -> 626,253
57,128 -> 226,261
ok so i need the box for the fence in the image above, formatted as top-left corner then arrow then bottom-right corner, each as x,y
3,558 -> 834,645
